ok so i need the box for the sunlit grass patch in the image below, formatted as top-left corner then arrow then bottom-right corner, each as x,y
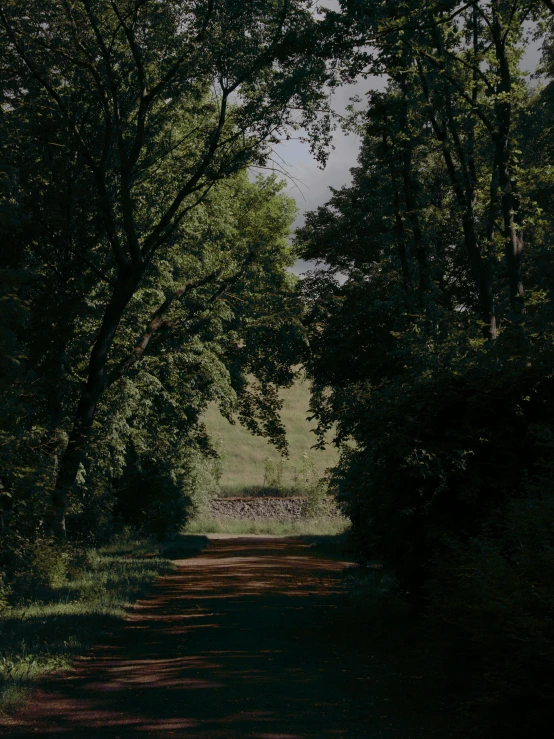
203,375 -> 339,492
184,516 -> 349,536
0,538 -> 173,713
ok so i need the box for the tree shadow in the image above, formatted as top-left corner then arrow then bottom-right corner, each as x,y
1,537 -> 402,738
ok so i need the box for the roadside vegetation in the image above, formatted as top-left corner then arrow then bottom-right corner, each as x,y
0,535 -> 176,712
184,517 -> 348,537
297,3 -> 554,736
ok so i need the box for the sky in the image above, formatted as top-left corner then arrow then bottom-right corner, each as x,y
275,79 -> 380,231
249,0 -> 387,275
269,75 -> 387,275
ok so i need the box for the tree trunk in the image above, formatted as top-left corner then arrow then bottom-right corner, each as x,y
491,1 -> 524,316
50,267 -> 139,536
381,133 -> 411,290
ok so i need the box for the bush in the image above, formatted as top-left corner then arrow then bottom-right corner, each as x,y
1,533 -> 75,604
112,446 -> 221,539
295,452 -> 328,515
182,451 -> 221,517
424,480 -> 554,737
112,458 -> 190,540
335,360 -> 554,595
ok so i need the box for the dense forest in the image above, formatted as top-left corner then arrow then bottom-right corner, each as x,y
2,0 -> 554,736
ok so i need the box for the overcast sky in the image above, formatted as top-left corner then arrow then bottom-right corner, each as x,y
279,76 -> 386,227
268,75 -> 387,275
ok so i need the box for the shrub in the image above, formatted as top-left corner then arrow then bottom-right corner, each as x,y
295,452 -> 328,515
424,480 -> 554,737
112,459 -> 189,540
335,361 -> 554,595
181,451 -> 221,517
263,456 -> 286,489
1,534 -> 74,603
112,446 -> 221,538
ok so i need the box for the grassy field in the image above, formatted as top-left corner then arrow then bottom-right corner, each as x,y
203,375 -> 339,495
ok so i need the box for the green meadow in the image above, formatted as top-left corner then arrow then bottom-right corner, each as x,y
203,375 -> 339,495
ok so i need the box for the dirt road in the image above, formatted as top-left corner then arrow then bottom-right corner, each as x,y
1,536 -> 399,738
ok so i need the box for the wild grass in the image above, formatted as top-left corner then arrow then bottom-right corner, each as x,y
0,536 -> 174,713
216,484 -> 300,498
184,516 -> 349,536
203,375 -> 339,492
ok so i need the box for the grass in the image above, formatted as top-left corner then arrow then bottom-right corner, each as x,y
203,374 -> 339,494
0,535 -> 182,713
184,516 -> 350,536
216,484 -> 300,498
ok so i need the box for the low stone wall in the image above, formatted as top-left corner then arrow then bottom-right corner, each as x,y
210,496 -> 340,520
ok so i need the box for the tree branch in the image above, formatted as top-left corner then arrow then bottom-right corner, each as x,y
107,269 -> 221,385
142,89 -> 231,260
112,248 -> 259,382
143,0 -> 215,105
73,250 -> 116,286
407,41 -> 496,135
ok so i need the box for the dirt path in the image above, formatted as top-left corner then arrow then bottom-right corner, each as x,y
1,537 -> 399,738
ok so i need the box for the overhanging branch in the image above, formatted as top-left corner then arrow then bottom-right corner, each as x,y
106,269 -> 221,385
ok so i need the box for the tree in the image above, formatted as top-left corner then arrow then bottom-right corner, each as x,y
0,0 -> 329,534
298,0 -> 554,587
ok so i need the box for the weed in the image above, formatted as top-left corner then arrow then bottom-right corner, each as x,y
183,516 -> 349,536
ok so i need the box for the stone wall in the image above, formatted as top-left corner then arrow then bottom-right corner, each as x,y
210,497 -> 340,520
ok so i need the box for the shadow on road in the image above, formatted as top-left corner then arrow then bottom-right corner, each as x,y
1,537 -> 400,738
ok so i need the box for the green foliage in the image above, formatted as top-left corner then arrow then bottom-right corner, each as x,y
297,3 -> 554,735
299,0 -> 554,588
0,166 -> 303,556
415,464 -> 554,737
181,453 -> 222,518
332,356 -> 554,593
0,0 -> 329,541
263,456 -> 286,489
294,453 -> 328,515
113,459 -> 190,540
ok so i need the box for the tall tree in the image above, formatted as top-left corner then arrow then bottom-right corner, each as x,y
322,0 -> 541,333
0,0 -> 329,534
297,0 -> 554,588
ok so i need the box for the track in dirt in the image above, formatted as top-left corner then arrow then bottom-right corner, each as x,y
0,537 -> 398,738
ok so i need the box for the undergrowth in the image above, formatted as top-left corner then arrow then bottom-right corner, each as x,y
0,535 -> 174,713
335,565 -> 449,738
184,516 -> 349,536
